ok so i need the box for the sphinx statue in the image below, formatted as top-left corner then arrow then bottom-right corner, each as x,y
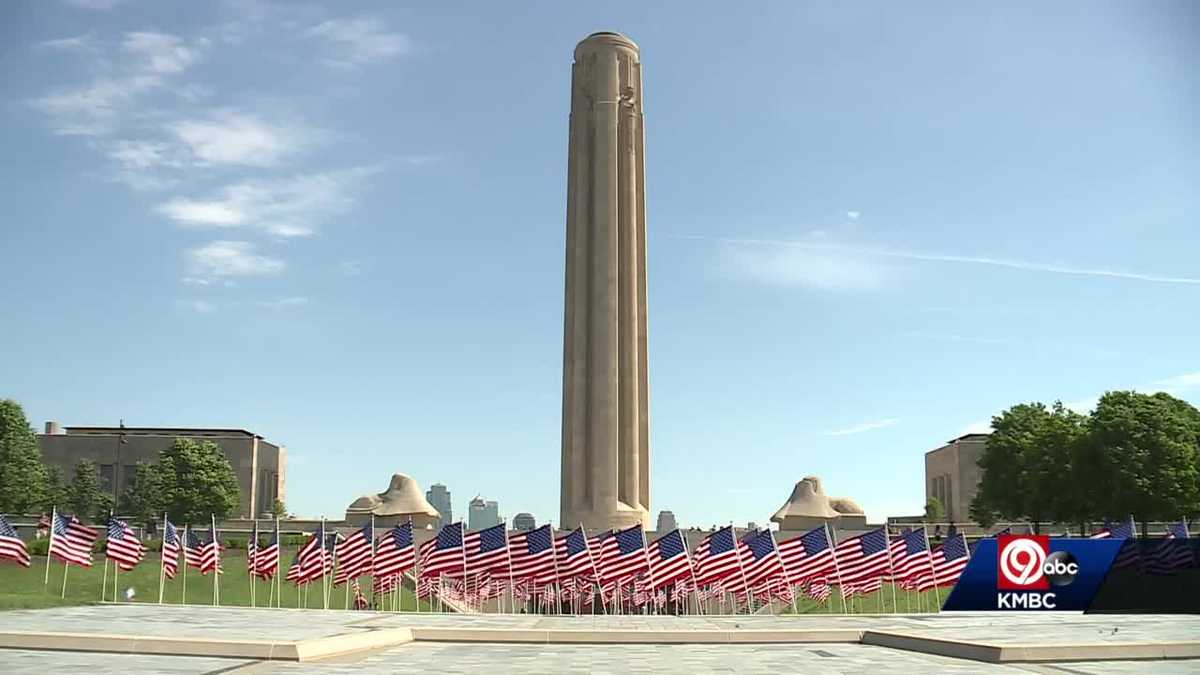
345,473 -> 441,528
770,476 -> 867,531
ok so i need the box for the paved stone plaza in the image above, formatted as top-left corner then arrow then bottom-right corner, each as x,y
0,605 -> 1197,673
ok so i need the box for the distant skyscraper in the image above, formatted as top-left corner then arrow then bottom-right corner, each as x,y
426,483 -> 452,528
512,513 -> 536,531
747,522 -> 759,532
468,496 -> 501,530
656,510 -> 677,533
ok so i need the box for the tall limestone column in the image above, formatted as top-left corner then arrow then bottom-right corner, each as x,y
560,32 -> 651,532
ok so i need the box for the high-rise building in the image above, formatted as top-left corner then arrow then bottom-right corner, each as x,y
426,483 -> 452,528
655,510 -> 677,533
468,496 -> 501,530
512,513 -> 536,531
560,32 -> 652,532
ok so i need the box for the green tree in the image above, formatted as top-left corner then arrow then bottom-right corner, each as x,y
118,463 -> 162,526
66,459 -> 112,522
40,464 -> 68,513
971,401 -> 1086,532
924,497 -> 946,522
0,399 -> 49,514
1081,391 -> 1200,523
271,498 -> 287,519
154,438 -> 240,524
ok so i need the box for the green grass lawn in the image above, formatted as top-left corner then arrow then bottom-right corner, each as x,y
780,585 -> 947,614
0,550 -> 429,611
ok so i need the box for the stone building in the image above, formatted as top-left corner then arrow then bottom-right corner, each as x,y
37,422 -> 284,520
655,510 -> 677,533
924,433 -> 989,522
468,497 -> 501,530
770,476 -> 866,531
512,513 -> 536,531
344,473 -> 440,529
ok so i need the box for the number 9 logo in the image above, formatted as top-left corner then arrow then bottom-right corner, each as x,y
999,538 -> 1046,587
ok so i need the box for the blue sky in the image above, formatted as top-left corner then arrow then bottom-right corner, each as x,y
2,1 -> 1197,528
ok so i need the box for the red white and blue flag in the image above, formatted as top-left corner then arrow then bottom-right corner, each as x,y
199,522 -> 221,575
915,532 -> 970,591
374,521 -> 416,578
647,529 -> 692,590
596,525 -> 649,583
0,514 -> 31,568
161,519 -> 181,579
419,522 -> 465,578
692,527 -> 741,587
49,513 -> 97,568
464,524 -> 509,576
508,524 -> 556,582
334,522 -> 375,585
738,530 -> 784,589
254,522 -> 280,579
777,526 -> 835,584
105,517 -> 145,571
554,528 -> 594,580
1147,521 -> 1193,575
833,528 -> 892,585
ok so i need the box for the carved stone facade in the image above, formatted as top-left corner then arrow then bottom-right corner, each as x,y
560,32 -> 651,532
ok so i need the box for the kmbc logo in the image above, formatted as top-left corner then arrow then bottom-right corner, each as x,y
998,535 -> 1051,590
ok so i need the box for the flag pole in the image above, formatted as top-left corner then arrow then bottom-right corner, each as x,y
211,514 -> 219,607
61,558 -> 69,599
158,513 -> 167,604
730,523 -> 753,614
825,524 -> 849,614
765,530 -> 798,615
580,525 -> 607,615
182,525 -> 188,605
101,511 -> 111,602
44,507 -> 57,586
921,524 -> 940,612
680,530 -> 703,616
883,523 -> 898,614
249,519 -> 257,609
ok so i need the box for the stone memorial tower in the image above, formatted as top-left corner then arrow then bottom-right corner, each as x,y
560,32 -> 651,531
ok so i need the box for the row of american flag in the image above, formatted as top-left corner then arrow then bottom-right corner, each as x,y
2,510 -> 1192,612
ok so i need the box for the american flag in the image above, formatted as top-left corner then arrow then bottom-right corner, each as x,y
351,578 -> 368,609
416,576 -> 435,599
296,525 -> 331,583
738,530 -> 784,589
184,527 -> 205,570
833,528 -> 892,585
161,519 -> 180,579
199,522 -> 220,575
105,517 -> 145,571
915,532 -> 970,591
1146,522 -> 1194,575
595,525 -> 649,583
508,524 -> 556,582
892,528 -> 932,589
255,523 -> 280,579
374,572 -> 400,595
286,550 -> 306,585
49,513 -> 97,567
777,526 -> 834,584
334,522 -> 376,585
247,521 -> 258,578
844,575 -> 883,598
691,526 -> 741,586
554,528 -> 594,580
807,577 -> 830,602
373,522 -> 416,578
464,524 -> 510,576
419,522 -> 465,578
647,529 -> 692,590
1090,516 -> 1136,539
0,514 -> 31,568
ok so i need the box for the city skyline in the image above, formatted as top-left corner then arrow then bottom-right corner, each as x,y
3,3 -> 1198,528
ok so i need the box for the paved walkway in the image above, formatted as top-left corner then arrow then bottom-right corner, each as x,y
0,606 -> 1197,673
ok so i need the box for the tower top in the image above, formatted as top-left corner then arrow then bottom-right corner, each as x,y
575,31 -> 639,58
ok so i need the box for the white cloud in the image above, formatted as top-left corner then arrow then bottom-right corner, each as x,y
1150,372 -> 1200,395
171,111 -> 304,166
846,211 -> 861,220
824,417 -> 900,436
158,167 -> 375,236
187,299 -> 217,313
682,235 -> 1200,287
65,0 -> 125,9
720,241 -> 892,291
38,34 -> 97,51
30,76 -> 160,136
122,31 -> 204,74
258,296 -> 309,309
306,17 -> 411,66
186,240 -> 284,279
338,260 -> 364,276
